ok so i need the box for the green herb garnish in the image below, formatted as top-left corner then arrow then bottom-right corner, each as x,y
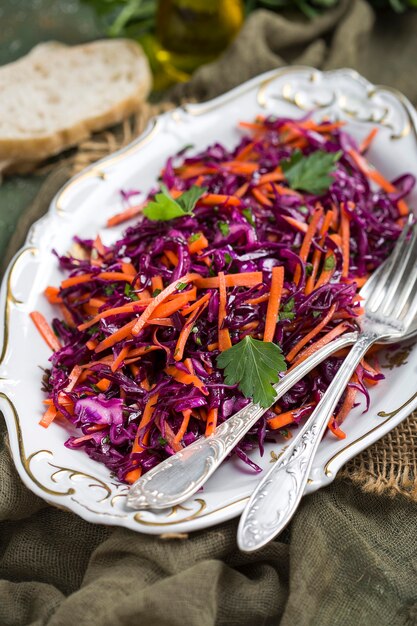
282,149 -> 342,194
224,252 -> 233,265
176,282 -> 187,291
278,297 -> 296,321
143,184 -> 207,221
124,283 -> 139,301
104,283 -> 117,296
158,436 -> 168,446
152,288 -> 162,298
323,255 -> 336,271
242,208 -> 255,226
217,336 -> 287,408
218,221 -> 230,236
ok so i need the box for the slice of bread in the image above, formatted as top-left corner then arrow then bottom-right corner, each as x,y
0,39 -> 152,165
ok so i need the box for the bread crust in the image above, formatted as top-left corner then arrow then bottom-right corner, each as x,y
0,40 -> 152,163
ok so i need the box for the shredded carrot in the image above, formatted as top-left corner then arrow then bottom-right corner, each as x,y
207,342 -> 219,351
121,262 -> 137,277
77,301 -> 148,331
173,410 -> 192,444
174,299 -> 209,361
218,271 -> 232,352
179,165 -> 217,179
194,272 -> 262,289
86,339 -> 98,351
258,170 -> 284,185
200,194 -> 241,207
181,292 -> 211,316
111,346 -> 130,372
252,187 -> 273,207
245,293 -> 270,305
188,232 -> 209,254
95,319 -> 137,353
340,203 -> 351,278
282,215 -> 308,234
151,276 -> 163,292
305,209 -> 334,294
44,286 -> 62,304
30,311 -> 62,352
152,288 -> 196,318
205,408 -> 219,436
125,393 -> 159,484
294,205 -> 324,284
96,378 -> 111,392
165,365 -> 208,395
291,322 -> 349,367
132,273 -> 200,337
235,140 -> 256,161
327,418 -> 346,439
314,248 -> 337,290
264,266 -> 284,342
61,271 -> 134,290
39,404 -> 58,428
348,148 -> 409,216
335,381 -> 358,424
267,410 -> 295,431
286,304 -> 337,362
106,201 -> 146,227
359,127 -> 378,154
59,304 -> 75,328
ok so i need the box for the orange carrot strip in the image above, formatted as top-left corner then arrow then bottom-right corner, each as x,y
132,273 -> 200,337
39,404 -> 58,428
188,233 -> 209,254
174,410 -> 192,444
164,250 -> 179,267
61,272 -> 133,289
235,141 -> 256,161
86,339 -> 98,350
264,266 -> 284,342
327,418 -> 346,439
305,209 -> 334,295
235,182 -> 250,199
165,365 -> 208,395
294,206 -> 324,284
207,342 -> 219,351
30,311 -> 61,352
292,322 -> 349,367
152,289 -> 196,318
44,286 -> 62,304
194,272 -> 262,289
96,378 -> 111,392
252,187 -> 273,207
95,320 -> 137,353
223,161 -> 259,175
200,194 -> 241,207
335,382 -> 358,425
151,276 -> 163,292
314,250 -> 337,290
271,183 -> 303,198
181,292 -> 212,316
106,201 -> 146,227
258,170 -> 284,185
218,271 -> 232,352
348,148 -> 409,216
174,300 -> 209,362
267,410 -> 295,430
179,165 -> 217,179
59,304 -> 75,328
121,262 -> 137,277
77,301 -> 149,331
282,216 -> 308,234
359,127 -> 378,153
341,204 -> 350,278
111,346 -> 130,372
205,408 -> 219,436
246,293 -> 270,305
286,304 -> 337,362
125,393 -> 159,483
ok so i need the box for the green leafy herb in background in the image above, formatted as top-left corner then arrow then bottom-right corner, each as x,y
281,149 -> 342,195
143,184 -> 206,221
82,0 -> 417,40
217,336 -> 287,408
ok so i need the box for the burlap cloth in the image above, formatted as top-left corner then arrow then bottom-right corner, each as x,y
1,2 -> 417,625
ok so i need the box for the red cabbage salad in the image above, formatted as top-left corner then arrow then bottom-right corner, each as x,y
31,115 -> 415,483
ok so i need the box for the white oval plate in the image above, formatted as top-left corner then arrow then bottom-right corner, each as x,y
1,67 -> 417,535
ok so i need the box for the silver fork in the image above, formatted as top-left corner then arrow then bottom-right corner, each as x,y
237,221 -> 417,552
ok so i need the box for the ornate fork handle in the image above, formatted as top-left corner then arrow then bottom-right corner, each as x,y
127,332 -> 358,511
237,332 -> 377,552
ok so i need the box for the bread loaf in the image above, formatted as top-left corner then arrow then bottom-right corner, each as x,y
0,40 -> 152,167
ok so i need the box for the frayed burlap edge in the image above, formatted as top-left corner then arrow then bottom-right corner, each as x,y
26,100 -> 417,503
340,411 -> 417,501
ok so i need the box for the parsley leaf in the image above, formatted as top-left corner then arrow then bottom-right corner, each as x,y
217,336 -> 287,408
104,283 -> 117,296
242,208 -> 255,226
282,149 -> 342,195
158,435 -> 168,446
143,184 -> 207,221
152,288 -> 162,297
224,252 -> 233,265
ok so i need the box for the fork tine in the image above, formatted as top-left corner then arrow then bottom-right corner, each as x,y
381,223 -> 417,317
401,276 -> 417,325
366,219 -> 412,312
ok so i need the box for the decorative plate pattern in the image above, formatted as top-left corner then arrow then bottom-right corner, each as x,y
1,67 -> 417,535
